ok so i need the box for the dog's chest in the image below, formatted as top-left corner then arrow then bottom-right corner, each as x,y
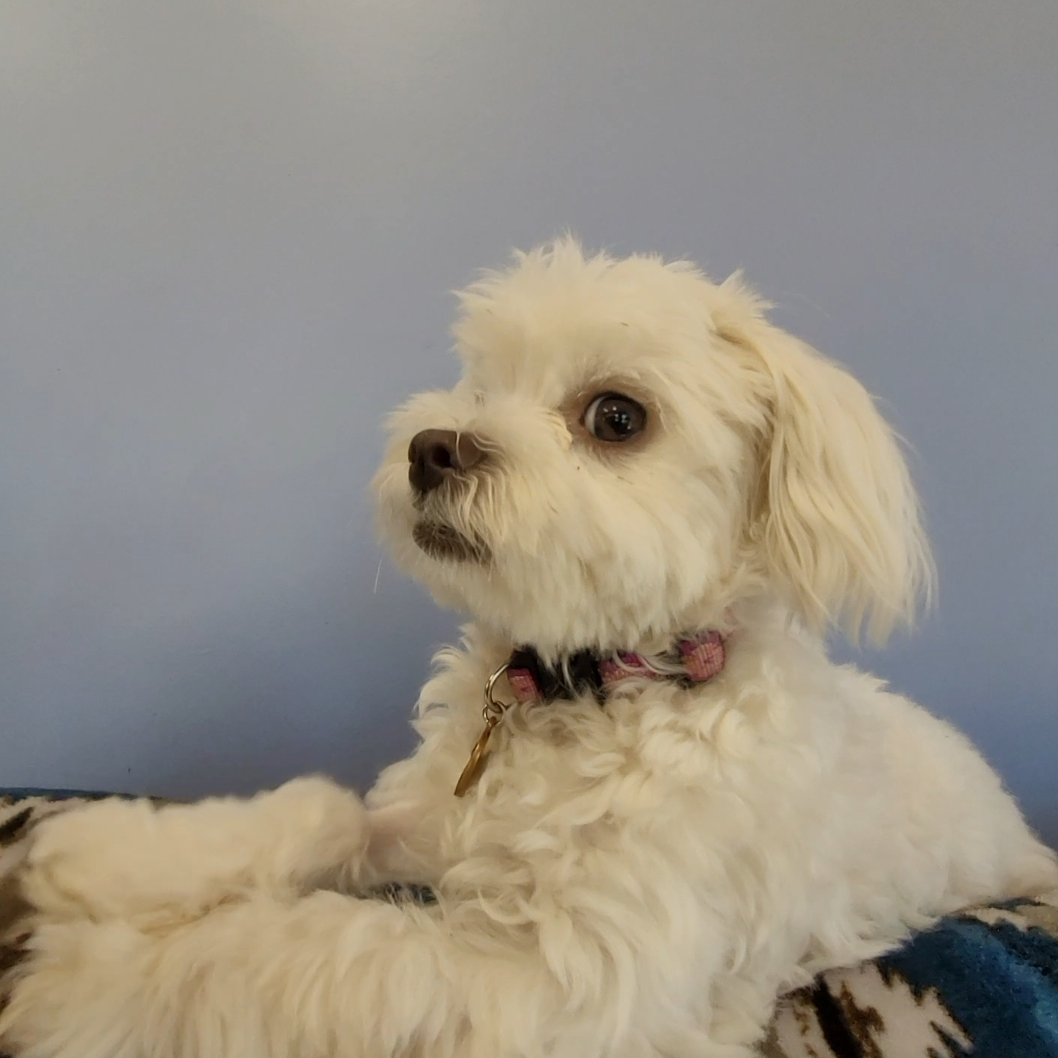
439,691 -> 734,861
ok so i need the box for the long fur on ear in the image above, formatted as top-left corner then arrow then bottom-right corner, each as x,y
716,284 -> 935,643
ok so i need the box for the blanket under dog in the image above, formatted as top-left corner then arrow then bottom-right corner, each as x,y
2,791 -> 1056,1058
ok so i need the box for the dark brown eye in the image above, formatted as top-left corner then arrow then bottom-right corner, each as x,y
583,393 -> 647,442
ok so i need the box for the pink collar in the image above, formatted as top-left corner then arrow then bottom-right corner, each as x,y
504,630 -> 727,704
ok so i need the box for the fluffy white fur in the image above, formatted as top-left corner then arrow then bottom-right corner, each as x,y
2,239 -> 1055,1058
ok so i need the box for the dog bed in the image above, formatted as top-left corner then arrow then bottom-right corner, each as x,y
2,790 -> 1056,1058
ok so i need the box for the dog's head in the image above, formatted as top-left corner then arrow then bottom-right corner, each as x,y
373,239 -> 933,657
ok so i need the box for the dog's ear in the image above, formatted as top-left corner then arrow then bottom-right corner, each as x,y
716,289 -> 934,643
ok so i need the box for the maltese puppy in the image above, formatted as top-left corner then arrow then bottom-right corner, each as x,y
2,239 -> 1055,1058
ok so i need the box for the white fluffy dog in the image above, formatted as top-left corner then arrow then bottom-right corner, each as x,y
2,239 -> 1055,1058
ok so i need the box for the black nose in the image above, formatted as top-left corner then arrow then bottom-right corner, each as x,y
408,429 -> 488,495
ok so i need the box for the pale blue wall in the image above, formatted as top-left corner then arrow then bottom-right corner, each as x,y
1,1 -> 1055,841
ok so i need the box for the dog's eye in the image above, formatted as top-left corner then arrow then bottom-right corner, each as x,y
583,393 -> 647,443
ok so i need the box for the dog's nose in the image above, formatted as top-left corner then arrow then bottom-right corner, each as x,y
408,429 -> 487,495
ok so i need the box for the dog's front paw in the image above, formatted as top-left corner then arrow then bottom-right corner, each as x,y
18,797 -> 187,926
18,780 -> 371,929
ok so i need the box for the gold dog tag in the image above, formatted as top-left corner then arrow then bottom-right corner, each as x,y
454,717 -> 499,797
453,663 -> 512,797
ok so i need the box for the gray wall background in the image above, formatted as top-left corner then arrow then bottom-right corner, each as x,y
2,1 -> 1055,842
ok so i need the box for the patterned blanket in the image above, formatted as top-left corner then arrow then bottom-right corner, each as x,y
2,791 -> 1056,1057
766,897 -> 1058,1057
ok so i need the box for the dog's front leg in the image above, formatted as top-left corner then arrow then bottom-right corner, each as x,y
17,777 -> 371,928
1,891 -> 552,1058
1,887 -> 762,1058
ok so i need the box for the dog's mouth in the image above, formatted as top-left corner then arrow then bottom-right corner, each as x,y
412,520 -> 490,564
